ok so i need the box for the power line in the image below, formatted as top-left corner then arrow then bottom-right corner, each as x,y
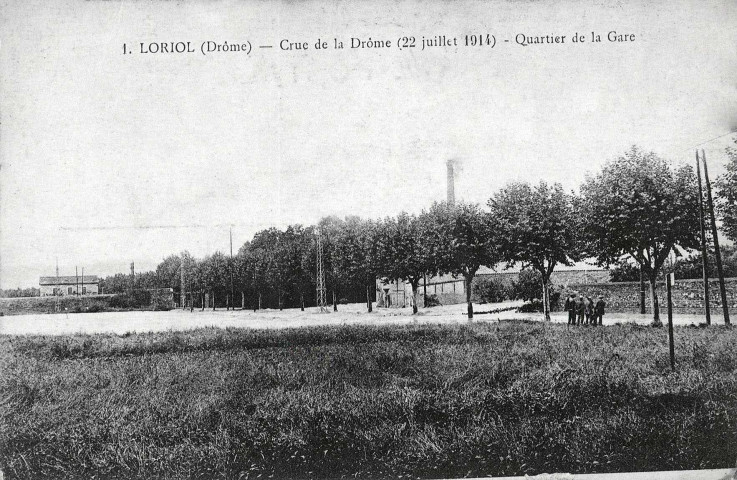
681,130 -> 737,152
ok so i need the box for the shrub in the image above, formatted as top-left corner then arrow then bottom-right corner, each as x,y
472,278 -> 513,303
109,290 -> 152,309
424,294 -> 441,307
513,269 -> 543,301
517,299 -> 544,312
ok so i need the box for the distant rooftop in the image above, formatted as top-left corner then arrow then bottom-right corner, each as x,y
39,275 -> 99,285
477,263 -> 607,275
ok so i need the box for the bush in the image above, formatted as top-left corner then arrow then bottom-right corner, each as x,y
517,299 -> 544,312
472,278 -> 513,304
109,290 -> 152,309
424,294 -> 441,307
513,269 -> 543,301
85,303 -> 107,313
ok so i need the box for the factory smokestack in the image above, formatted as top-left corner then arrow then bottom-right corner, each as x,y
446,159 -> 455,206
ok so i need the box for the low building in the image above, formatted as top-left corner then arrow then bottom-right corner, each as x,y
39,275 -> 99,296
377,264 -> 610,308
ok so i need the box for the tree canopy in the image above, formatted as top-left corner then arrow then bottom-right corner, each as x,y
489,181 -> 580,320
580,146 -> 700,323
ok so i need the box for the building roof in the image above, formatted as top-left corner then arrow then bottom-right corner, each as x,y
39,275 -> 99,286
476,262 -> 607,275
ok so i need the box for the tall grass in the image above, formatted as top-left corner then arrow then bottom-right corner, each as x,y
1,321 -> 736,479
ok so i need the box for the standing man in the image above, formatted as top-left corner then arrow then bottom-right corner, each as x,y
576,296 -> 585,325
595,295 -> 606,326
585,296 -> 595,325
564,294 -> 576,325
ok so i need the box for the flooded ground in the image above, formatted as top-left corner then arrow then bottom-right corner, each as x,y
0,301 -> 724,336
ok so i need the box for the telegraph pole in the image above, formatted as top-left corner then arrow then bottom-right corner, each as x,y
181,254 -> 186,310
230,227 -> 235,311
55,258 -> 60,312
702,149 -> 730,325
76,266 -> 79,296
667,272 -> 675,372
316,229 -> 328,312
696,151 -> 711,325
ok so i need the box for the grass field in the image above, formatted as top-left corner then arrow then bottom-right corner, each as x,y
1,321 -> 736,479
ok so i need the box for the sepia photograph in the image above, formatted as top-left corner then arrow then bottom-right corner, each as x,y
1,0 -> 737,478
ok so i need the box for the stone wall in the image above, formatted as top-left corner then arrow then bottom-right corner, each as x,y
560,278 -> 737,314
477,269 -> 610,287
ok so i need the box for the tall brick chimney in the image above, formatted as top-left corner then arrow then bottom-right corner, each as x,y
446,159 -> 455,206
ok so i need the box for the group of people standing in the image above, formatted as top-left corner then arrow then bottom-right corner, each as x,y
564,294 -> 606,326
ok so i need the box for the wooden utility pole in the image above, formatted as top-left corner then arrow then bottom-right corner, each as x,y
181,255 -> 186,309
702,149 -> 730,325
666,273 -> 675,372
76,266 -> 79,296
230,227 -> 235,311
81,267 -> 84,295
55,258 -> 60,312
696,151 -> 711,325
130,261 -> 135,294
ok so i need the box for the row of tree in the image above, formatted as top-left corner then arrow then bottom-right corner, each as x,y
100,141 -> 737,324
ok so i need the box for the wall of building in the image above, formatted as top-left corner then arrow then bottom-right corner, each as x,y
40,284 -> 99,296
560,278 -> 737,314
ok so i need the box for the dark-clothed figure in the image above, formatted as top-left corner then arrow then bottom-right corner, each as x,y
584,296 -> 594,325
576,296 -> 585,325
564,295 -> 576,325
595,296 -> 606,326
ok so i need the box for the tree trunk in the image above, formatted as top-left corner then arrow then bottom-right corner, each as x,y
212,292 -> 216,311
279,290 -> 283,311
423,273 -> 427,309
300,292 -> 304,312
333,290 -> 337,311
639,267 -> 646,314
241,291 -> 245,310
465,275 -> 473,320
258,292 -> 262,311
411,282 -> 418,314
366,284 -> 373,312
649,276 -> 661,325
542,277 -> 551,321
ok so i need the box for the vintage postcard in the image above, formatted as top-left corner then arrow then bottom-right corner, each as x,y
1,0 -> 736,478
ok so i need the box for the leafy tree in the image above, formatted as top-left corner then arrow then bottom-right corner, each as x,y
580,146 -> 700,324
376,213 -> 432,314
489,181 -> 580,320
155,254 -> 181,291
715,136 -> 737,241
0,287 -> 40,298
99,273 -> 132,294
250,228 -> 282,308
671,244 -> 737,280
608,260 -> 641,282
513,269 -> 544,301
424,202 -> 501,319
332,217 -> 380,312
317,216 -> 345,310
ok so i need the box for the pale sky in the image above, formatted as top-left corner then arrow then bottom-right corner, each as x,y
1,0 -> 736,288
